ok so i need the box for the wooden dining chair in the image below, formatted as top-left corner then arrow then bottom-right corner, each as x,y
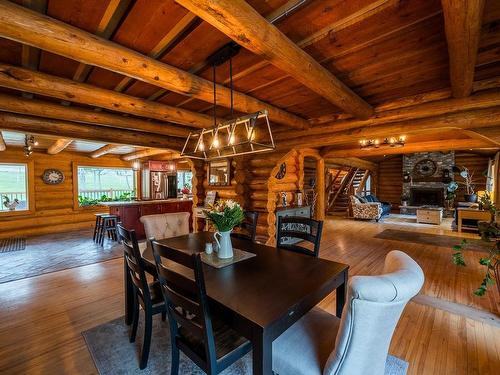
151,240 -> 252,375
276,216 -> 324,257
116,224 -> 166,370
231,210 -> 259,242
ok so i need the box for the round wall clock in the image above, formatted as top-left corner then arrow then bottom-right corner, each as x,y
42,169 -> 65,185
413,159 -> 437,177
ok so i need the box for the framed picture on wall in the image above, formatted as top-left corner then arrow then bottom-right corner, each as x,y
204,191 -> 217,207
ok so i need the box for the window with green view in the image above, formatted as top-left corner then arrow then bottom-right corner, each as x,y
77,166 -> 136,206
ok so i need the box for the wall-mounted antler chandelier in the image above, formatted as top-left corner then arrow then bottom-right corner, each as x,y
181,43 -> 275,160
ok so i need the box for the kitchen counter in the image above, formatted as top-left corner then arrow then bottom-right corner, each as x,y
101,198 -> 192,207
106,199 -> 193,238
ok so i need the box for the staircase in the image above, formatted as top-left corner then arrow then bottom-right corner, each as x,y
326,167 -> 369,216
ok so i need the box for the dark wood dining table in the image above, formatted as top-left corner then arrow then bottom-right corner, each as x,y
124,232 -> 348,375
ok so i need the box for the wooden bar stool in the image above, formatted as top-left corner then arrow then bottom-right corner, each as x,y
93,213 -> 108,243
99,214 -> 119,246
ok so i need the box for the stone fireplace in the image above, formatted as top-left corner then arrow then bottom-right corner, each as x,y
402,152 -> 454,211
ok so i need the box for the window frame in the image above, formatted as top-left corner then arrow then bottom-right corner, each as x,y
72,162 -> 139,210
0,159 -> 35,217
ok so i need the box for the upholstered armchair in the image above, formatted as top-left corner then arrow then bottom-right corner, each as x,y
140,212 -> 190,253
350,195 -> 383,221
272,250 -> 424,375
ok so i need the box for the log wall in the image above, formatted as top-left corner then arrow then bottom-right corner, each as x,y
454,152 -> 490,198
0,148 -> 133,239
376,156 -> 403,209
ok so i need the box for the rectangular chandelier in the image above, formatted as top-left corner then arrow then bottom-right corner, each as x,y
180,110 -> 275,160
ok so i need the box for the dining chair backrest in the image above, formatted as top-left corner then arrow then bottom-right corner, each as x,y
276,216 -> 323,257
324,250 -> 424,375
231,210 -> 259,242
117,224 -> 152,304
151,240 -> 218,368
140,212 -> 190,242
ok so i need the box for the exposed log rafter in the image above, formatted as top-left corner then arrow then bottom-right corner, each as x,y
441,0 -> 485,98
89,144 -> 123,158
0,1 -> 308,129
0,131 -> 5,151
176,0 -> 373,119
121,148 -> 177,161
0,93 -> 189,137
47,138 -> 73,155
0,64 -> 212,128
0,112 -> 184,150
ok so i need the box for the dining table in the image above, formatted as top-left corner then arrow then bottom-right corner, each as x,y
124,232 -> 349,375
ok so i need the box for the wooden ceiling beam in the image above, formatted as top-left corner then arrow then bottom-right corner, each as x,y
73,0 -> 133,83
0,112 -> 184,150
0,1 -> 308,129
177,0 -> 373,119
121,148 -> 177,161
0,93 -> 189,137
47,138 -> 73,155
0,131 -> 5,151
89,144 -> 123,158
114,12 -> 198,92
322,139 -> 494,158
280,106 -> 500,149
277,90 -> 500,142
441,0 -> 485,98
0,64 -> 211,128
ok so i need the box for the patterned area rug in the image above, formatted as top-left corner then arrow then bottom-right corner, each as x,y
0,237 -> 26,253
83,315 -> 408,375
374,229 -> 489,253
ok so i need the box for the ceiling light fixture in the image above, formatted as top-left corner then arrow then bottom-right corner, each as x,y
359,136 -> 406,150
181,43 -> 275,160
24,134 -> 37,157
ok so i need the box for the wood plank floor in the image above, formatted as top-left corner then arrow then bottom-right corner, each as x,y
0,217 -> 499,374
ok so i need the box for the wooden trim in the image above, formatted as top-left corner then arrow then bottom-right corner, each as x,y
0,1 -> 309,129
0,157 -> 35,217
177,0 -> 373,119
441,0 -> 485,98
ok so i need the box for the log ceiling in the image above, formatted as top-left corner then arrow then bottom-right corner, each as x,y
0,0 -> 498,159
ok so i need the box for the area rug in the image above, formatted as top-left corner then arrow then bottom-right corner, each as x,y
83,315 -> 408,375
0,237 -> 26,253
0,229 -> 123,284
374,229 -> 489,253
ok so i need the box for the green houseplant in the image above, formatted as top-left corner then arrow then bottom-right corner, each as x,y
452,192 -> 499,296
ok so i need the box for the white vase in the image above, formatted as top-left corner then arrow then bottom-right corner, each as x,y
214,230 -> 234,259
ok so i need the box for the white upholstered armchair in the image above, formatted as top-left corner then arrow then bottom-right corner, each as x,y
272,250 -> 424,375
139,212 -> 190,252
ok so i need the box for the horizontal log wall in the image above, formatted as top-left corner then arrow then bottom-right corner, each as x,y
0,148 -> 133,239
454,152 -> 490,199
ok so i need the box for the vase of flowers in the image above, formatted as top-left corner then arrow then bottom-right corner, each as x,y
181,184 -> 191,199
204,200 -> 244,259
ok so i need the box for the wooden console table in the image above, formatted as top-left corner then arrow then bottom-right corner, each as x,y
457,209 -> 491,232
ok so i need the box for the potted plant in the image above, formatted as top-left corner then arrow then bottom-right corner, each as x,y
204,200 -> 244,259
452,165 -> 477,202
401,193 -> 410,207
181,184 -> 191,199
452,192 -> 499,296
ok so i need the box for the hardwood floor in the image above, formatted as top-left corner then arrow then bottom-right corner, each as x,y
0,217 -> 499,374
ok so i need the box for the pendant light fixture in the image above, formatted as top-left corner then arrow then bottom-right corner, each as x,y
181,43 -> 275,160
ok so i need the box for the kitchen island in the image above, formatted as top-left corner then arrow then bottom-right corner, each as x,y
102,198 -> 192,239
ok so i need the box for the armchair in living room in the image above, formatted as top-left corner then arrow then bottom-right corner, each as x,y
350,195 -> 384,221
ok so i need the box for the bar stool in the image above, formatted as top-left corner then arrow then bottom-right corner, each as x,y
99,214 -> 119,246
93,213 -> 108,243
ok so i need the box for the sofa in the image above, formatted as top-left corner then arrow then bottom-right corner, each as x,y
350,194 -> 391,221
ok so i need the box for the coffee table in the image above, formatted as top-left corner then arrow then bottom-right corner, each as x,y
416,207 -> 443,225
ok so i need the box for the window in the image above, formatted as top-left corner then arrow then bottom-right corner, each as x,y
0,163 -> 29,212
77,166 -> 136,206
177,170 -> 193,193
